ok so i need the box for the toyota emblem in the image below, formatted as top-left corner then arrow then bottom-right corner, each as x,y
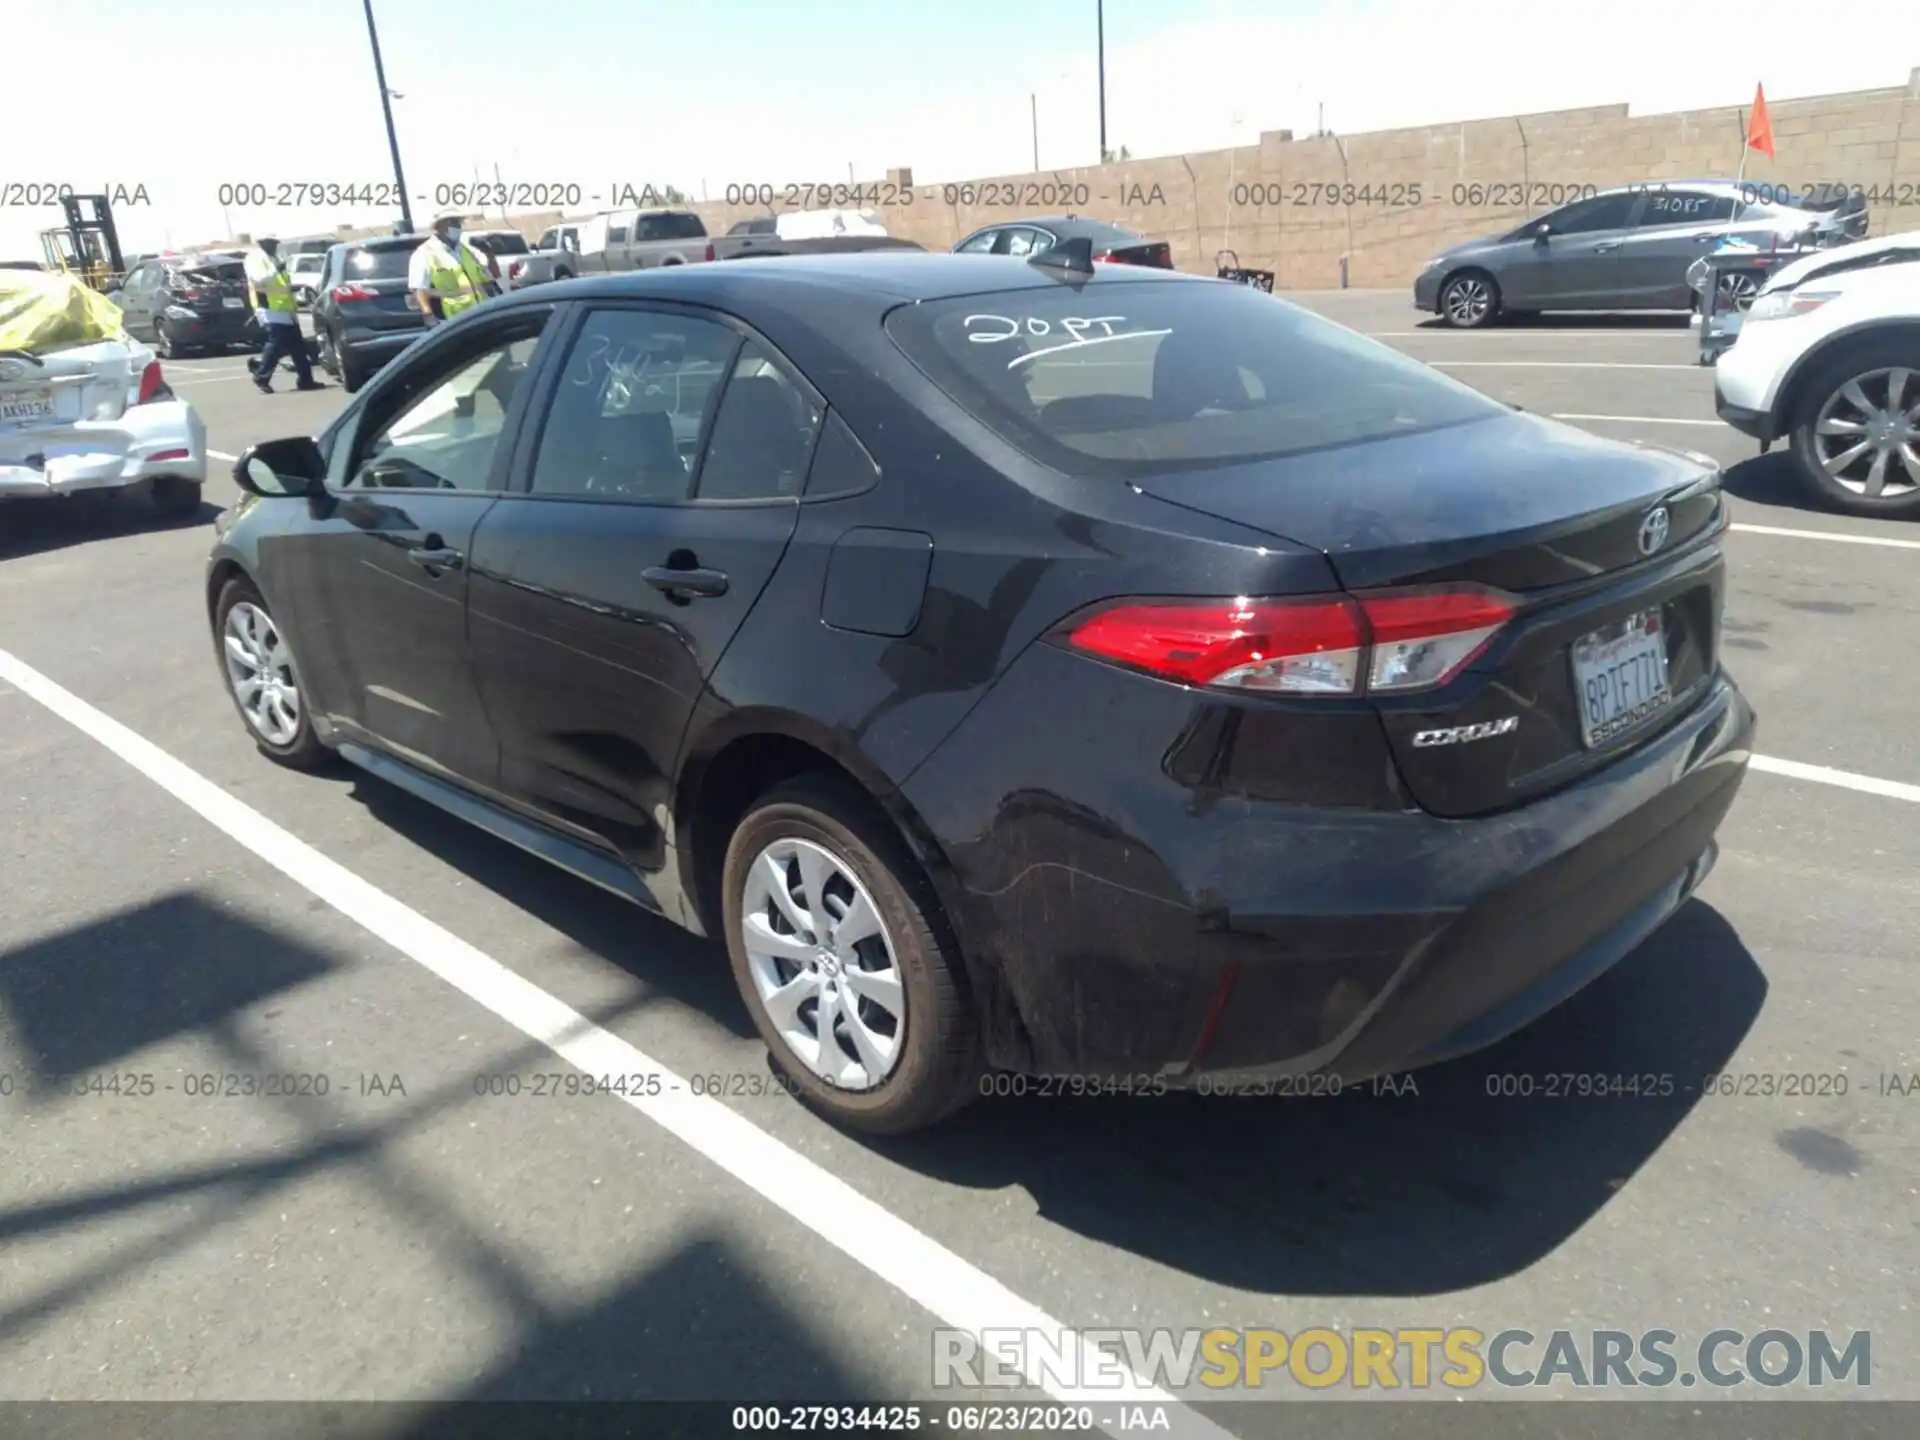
1638,506 -> 1671,556
0,359 -> 24,383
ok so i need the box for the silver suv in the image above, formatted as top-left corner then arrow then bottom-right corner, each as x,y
1414,181 -> 1868,327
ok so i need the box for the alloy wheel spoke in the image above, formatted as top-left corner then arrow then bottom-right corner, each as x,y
833,892 -> 882,954
795,847 -> 835,940
1887,368 -> 1911,413
842,964 -> 904,1021
1825,439 -> 1871,475
1898,443 -> 1920,482
1840,380 -> 1875,415
744,911 -> 818,965
841,1005 -> 894,1078
224,634 -> 256,669
1816,416 -> 1865,436
760,970 -> 813,1032
762,853 -> 811,935
811,988 -> 844,1074
1864,448 -> 1892,497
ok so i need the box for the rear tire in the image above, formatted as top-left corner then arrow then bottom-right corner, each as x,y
213,575 -> 331,769
154,318 -> 188,359
339,344 -> 368,394
721,775 -> 980,1136
1439,270 -> 1500,328
1788,334 -> 1920,518
151,475 -> 202,516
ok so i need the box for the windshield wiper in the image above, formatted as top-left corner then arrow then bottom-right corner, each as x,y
0,349 -> 47,367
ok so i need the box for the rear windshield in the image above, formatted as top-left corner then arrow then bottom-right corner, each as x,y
346,242 -> 423,281
178,260 -> 245,283
884,280 -> 1504,476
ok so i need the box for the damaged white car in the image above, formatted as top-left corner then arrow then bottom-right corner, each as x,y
1,268 -> 206,518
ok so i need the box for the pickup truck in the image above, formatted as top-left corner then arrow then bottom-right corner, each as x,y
512,208 -> 711,285
708,208 -> 923,261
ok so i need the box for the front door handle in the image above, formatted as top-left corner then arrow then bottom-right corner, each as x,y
642,565 -> 729,599
406,544 -> 464,573
1593,242 -> 1620,253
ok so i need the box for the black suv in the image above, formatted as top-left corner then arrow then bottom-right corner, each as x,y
311,234 -> 429,392
112,252 -> 256,358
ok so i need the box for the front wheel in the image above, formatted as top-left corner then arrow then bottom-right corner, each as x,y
1789,337 -> 1920,518
1439,271 -> 1499,328
721,776 -> 980,1135
213,576 -> 331,768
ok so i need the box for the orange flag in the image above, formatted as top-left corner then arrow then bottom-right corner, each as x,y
1746,84 -> 1775,158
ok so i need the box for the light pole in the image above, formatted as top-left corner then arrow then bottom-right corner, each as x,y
1098,0 -> 1113,164
362,0 -> 415,234
1031,93 -> 1039,171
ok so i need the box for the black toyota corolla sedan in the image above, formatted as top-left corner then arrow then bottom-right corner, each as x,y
207,247 -> 1754,1135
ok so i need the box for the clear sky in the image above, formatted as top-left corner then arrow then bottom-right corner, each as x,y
4,0 -> 1914,259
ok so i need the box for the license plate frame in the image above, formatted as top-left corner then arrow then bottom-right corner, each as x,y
222,295 -> 245,309
0,385 -> 55,426
1572,608 -> 1673,749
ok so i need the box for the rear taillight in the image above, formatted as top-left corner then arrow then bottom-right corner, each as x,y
704,241 -> 716,262
172,286 -> 206,303
1054,587 -> 1515,696
508,260 -> 525,280
332,284 -> 375,303
136,360 -> 168,404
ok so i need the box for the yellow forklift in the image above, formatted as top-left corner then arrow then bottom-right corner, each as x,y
39,194 -> 126,293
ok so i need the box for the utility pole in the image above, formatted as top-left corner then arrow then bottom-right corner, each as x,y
1098,0 -> 1113,162
363,0 -> 414,234
1032,93 -> 1040,170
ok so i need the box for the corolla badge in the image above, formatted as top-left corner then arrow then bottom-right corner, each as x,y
1411,716 -> 1519,748
1638,505 -> 1672,556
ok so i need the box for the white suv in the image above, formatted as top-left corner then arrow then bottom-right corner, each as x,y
1714,230 -> 1920,517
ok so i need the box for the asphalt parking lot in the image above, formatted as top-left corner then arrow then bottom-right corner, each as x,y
1,291 -> 1916,1436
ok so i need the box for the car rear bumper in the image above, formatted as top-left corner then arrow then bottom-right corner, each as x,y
166,308 -> 256,347
904,643 -> 1754,1083
1,420 -> 138,496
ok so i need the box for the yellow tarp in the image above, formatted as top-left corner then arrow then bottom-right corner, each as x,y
0,268 -> 125,354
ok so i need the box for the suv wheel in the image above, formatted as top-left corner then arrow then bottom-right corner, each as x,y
721,775 -> 980,1135
154,318 -> 180,360
1789,336 -> 1920,517
1440,271 -> 1499,328
214,576 -> 330,768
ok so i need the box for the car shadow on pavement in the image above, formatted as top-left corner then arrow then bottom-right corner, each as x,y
346,773 -> 756,1042
0,493 -> 218,562
1415,312 -> 1695,331
1718,449 -> 1841,517
875,899 -> 1764,1297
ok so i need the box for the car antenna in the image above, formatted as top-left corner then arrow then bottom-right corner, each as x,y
1028,235 -> 1096,278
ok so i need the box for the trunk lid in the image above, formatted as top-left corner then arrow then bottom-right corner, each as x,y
1135,412 -> 1728,817
1,341 -> 133,449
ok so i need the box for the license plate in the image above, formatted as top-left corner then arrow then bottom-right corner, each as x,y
1572,609 -> 1672,748
0,385 -> 54,425
222,296 -> 244,309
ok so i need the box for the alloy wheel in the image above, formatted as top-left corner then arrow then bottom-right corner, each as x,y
1443,276 -> 1492,326
222,601 -> 303,746
739,837 -> 906,1091
1718,270 -> 1760,311
1813,367 -> 1920,499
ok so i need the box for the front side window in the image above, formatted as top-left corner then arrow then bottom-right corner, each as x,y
886,280 -> 1505,477
955,229 -> 1000,254
529,308 -> 741,501
349,326 -> 546,491
1547,193 -> 1638,235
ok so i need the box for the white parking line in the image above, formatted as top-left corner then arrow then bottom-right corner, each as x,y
209,449 -> 237,462
1550,412 -> 1723,426
1728,522 -> 1920,552
1749,755 -> 1920,804
165,373 -> 259,386
0,646 -> 1230,1440
1368,330 -> 1687,339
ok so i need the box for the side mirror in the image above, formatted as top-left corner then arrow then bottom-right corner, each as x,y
1531,222 -> 1553,243
235,436 -> 326,498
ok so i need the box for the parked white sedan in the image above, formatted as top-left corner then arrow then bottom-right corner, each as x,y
1714,230 -> 1920,516
1,271 -> 206,517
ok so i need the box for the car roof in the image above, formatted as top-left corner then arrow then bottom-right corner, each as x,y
502,251 -> 1205,312
968,215 -> 1140,240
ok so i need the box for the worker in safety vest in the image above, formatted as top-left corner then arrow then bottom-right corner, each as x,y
244,236 -> 321,393
409,212 -> 497,326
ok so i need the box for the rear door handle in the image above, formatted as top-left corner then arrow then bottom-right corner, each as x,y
642,565 -> 729,599
406,544 -> 464,573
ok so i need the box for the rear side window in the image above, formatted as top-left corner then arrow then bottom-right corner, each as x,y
884,280 -> 1504,477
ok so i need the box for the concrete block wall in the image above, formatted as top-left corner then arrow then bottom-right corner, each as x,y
203,72 -> 1920,286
